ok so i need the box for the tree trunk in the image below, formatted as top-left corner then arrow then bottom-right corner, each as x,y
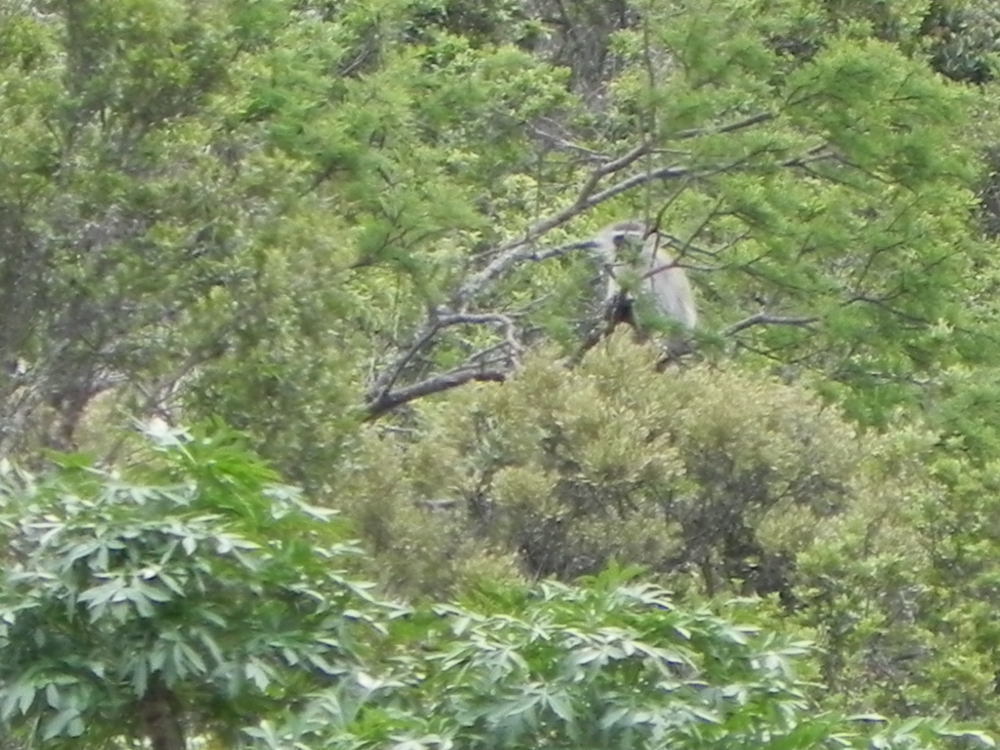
138,674 -> 186,750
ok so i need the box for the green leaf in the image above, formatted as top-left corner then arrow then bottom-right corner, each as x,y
544,690 -> 574,723
41,707 -> 82,740
245,660 -> 272,691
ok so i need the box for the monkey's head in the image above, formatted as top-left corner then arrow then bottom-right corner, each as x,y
586,220 -> 650,264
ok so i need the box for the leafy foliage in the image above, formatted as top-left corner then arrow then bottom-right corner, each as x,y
334,337 -> 926,598
0,429 -> 992,750
2,0 -> 994,472
243,567 -> 992,750
0,425 -> 398,748
4,0 -> 1000,746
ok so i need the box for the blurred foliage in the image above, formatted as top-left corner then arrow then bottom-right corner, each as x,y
0,424 -> 400,748
0,436 -> 992,750
1,0 -> 996,475
4,0 -> 1000,745
334,337 -> 913,596
0,0 -> 569,477
923,0 -> 1000,84
337,336 -> 1000,723
258,568 -> 993,750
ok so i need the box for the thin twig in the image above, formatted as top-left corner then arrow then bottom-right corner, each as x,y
456,141 -> 659,303
366,312 -> 522,404
672,112 -> 775,140
530,126 -> 609,161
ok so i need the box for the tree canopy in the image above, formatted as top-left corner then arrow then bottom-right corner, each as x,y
5,0 -> 1000,748
0,429 -> 992,750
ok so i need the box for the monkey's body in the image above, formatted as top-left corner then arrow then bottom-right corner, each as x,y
590,220 -> 698,336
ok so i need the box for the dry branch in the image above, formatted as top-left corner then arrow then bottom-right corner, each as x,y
724,313 -> 820,336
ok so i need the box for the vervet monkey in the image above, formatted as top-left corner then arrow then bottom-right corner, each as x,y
586,220 -> 698,334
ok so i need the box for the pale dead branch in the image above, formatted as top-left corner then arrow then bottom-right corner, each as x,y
724,313 -> 820,336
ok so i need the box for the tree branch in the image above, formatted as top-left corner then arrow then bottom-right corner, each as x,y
456,140 -> 659,303
672,111 -> 775,140
455,137 -> 807,306
724,313 -> 820,336
366,131 -> 836,420
366,312 -> 522,408
364,366 -> 508,420
530,125 -> 609,161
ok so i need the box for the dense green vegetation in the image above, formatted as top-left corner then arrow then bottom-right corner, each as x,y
0,429 -> 993,750
4,0 -> 1000,747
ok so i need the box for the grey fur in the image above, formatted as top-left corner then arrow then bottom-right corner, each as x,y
592,221 -> 698,330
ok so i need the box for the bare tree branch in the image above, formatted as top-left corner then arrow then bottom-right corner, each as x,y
458,161 -> 695,303
364,366 -> 508,420
530,125 -> 609,161
366,312 -> 522,408
456,140 -> 659,303
724,313 -> 820,336
455,137 -> 812,306
672,112 -> 775,140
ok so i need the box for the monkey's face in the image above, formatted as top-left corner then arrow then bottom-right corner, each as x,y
610,229 -> 646,265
